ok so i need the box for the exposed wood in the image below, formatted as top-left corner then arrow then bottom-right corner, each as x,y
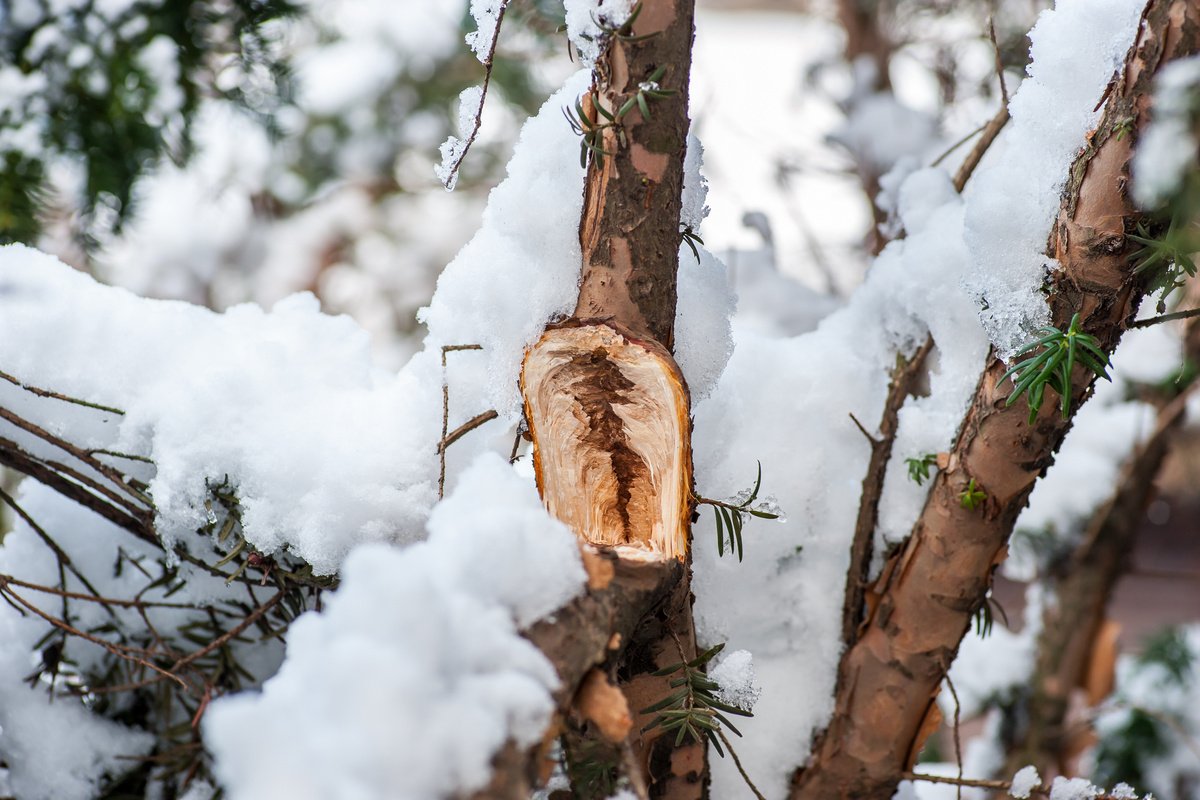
790,4 -> 1200,797
522,323 -> 691,558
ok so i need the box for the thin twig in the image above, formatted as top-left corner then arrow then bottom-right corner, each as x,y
439,344 -> 484,499
901,771 -> 1135,800
0,485 -> 109,605
988,18 -> 1009,103
841,338 -> 933,647
89,448 -> 155,464
436,410 -> 499,454
846,412 -> 878,445
0,581 -> 186,688
0,368 -> 125,415
437,2 -> 511,189
0,572 -> 220,611
716,729 -> 767,800
952,104 -> 1010,193
946,672 -> 963,800
0,404 -> 152,510
930,120 -> 990,168
1130,306 -> 1200,328
169,590 -> 285,673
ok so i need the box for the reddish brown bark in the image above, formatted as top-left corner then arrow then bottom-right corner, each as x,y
515,1 -> 704,797
791,3 -> 1200,797
573,0 -> 696,351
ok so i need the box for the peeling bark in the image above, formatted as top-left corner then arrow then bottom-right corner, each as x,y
791,4 -> 1200,797
573,0 -> 696,350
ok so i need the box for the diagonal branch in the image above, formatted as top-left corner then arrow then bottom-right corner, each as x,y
792,3 -> 1200,797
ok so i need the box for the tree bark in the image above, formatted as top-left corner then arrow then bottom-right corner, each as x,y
517,1 -> 704,796
791,3 -> 1200,797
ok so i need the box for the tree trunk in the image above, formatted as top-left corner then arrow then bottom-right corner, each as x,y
518,1 -> 704,796
791,3 -> 1200,797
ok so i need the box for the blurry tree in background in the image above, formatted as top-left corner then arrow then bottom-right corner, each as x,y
0,0 -> 565,363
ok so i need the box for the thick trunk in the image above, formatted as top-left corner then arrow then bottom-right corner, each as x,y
517,2 -> 703,797
791,3 -> 1200,797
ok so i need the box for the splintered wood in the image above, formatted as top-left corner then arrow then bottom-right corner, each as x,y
521,323 -> 690,559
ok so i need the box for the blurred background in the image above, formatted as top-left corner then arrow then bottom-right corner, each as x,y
1,0 -> 1198,796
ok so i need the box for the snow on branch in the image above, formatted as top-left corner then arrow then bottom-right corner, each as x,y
436,1 -> 511,190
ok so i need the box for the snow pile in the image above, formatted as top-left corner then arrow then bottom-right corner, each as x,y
1133,54 -> 1200,208
1010,765 -> 1041,798
691,161 -> 988,796
710,649 -> 762,713
206,455 -> 585,800
962,0 -> 1145,358
0,244 -> 441,574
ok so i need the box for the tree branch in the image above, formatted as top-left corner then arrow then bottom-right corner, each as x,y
792,4 -> 1200,796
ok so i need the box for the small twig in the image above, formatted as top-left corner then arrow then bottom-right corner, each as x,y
0,407 -> 151,511
946,672 -> 963,800
987,18 -> 1009,103
841,338 -> 933,647
168,589 -> 285,674
509,428 -> 523,464
952,104 -> 1010,193
0,581 -> 186,688
439,345 -> 484,499
1130,306 -> 1200,328
437,2 -> 511,189
901,771 -> 1135,800
846,412 -> 878,445
0,485 -> 110,606
0,368 -> 125,415
716,729 -> 767,800
89,448 -> 155,464
930,120 -> 991,168
436,410 -> 499,454
0,572 -> 218,611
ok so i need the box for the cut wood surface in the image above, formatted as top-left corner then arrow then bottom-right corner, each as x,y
522,322 -> 691,559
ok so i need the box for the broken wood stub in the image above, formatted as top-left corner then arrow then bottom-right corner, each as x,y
521,323 -> 692,559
